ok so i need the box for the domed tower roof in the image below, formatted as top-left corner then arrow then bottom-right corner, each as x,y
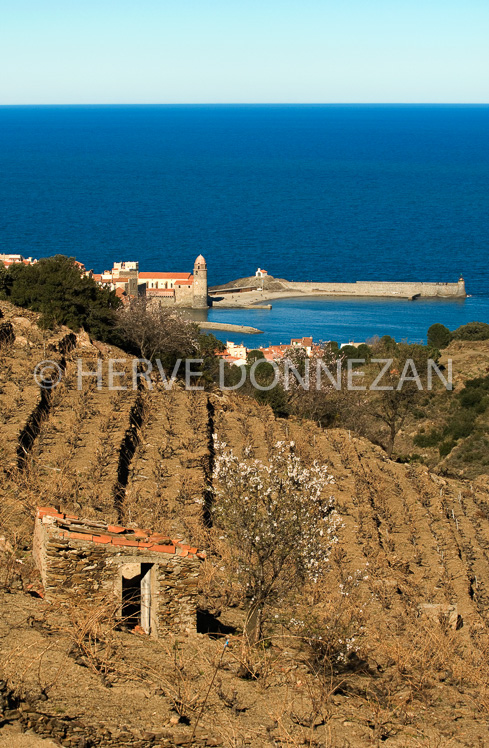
194,254 -> 206,266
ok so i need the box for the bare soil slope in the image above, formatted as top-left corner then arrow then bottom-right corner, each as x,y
2,301 -> 489,747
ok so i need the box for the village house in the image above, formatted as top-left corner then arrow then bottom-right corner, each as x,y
225,342 -> 247,361
92,261 -> 139,299
290,336 -> 313,356
138,271 -> 193,291
33,507 -> 204,637
112,261 -> 139,276
259,345 -> 290,361
0,253 -> 37,267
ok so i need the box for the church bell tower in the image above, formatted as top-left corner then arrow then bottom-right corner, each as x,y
192,255 -> 208,309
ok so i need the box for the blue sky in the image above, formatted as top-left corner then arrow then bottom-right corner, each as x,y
1,0 -> 488,104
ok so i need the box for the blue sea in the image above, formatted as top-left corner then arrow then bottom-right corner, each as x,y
1,104 -> 488,345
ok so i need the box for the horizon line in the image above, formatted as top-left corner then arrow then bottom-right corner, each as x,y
1,102 -> 488,107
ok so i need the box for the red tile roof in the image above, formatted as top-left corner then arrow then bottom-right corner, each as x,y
36,507 -> 205,559
139,272 -> 192,280
291,337 -> 313,347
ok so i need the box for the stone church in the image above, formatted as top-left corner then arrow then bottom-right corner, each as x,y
140,255 -> 208,308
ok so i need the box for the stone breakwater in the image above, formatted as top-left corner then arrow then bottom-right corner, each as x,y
279,279 -> 467,299
197,321 -> 263,334
209,275 -> 467,307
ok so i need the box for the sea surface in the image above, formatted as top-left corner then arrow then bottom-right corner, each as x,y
1,104 -> 488,344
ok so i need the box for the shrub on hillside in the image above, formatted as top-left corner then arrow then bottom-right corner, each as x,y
414,429 -> 443,448
366,342 -> 436,457
326,341 -> 340,355
117,297 -> 199,366
439,439 -> 456,458
340,345 -> 364,365
253,384 -> 290,418
446,410 -> 476,440
452,321 -> 489,341
0,255 -> 120,341
427,323 -> 452,349
0,262 -> 11,296
459,389 -> 489,413
458,375 -> 489,413
356,343 -> 372,363
379,335 -> 398,353
247,349 -> 265,364
290,569 -> 369,674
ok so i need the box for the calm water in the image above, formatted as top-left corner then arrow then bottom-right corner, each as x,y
206,296 -> 489,347
1,104 -> 488,342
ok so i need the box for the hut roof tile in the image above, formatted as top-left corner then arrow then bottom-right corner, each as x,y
36,508 -> 205,559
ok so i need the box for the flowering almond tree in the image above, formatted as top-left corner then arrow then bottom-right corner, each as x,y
211,438 -> 340,643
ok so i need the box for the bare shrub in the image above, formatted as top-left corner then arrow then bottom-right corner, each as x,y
117,297 -> 199,363
289,569 -> 370,677
51,593 -> 123,683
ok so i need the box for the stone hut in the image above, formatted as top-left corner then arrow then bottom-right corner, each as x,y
33,507 -> 205,637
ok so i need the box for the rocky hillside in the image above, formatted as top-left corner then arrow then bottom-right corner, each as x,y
210,273 -> 288,292
392,339 -> 489,479
2,299 -> 489,747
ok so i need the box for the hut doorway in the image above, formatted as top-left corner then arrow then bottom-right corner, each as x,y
121,563 -> 153,634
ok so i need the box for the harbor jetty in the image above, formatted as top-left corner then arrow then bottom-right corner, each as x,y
197,321 -> 263,334
210,272 -> 467,308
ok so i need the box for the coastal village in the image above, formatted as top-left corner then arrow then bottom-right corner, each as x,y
0,252 -> 210,309
217,336 -> 317,365
0,252 -> 357,356
0,253 -> 466,309
1,250 -> 468,356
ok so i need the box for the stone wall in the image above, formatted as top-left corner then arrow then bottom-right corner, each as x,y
175,284 -> 194,307
281,279 -> 466,299
146,285 -> 195,308
0,681 -> 218,747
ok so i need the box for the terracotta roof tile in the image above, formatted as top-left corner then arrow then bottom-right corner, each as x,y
148,534 -> 171,543
70,531 -> 92,541
151,544 -> 176,554
112,537 -> 139,547
133,529 -> 149,538
36,508 -> 204,559
139,272 -> 192,280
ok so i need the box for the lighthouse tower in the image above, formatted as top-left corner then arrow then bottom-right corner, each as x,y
192,255 -> 208,309
457,275 -> 466,298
